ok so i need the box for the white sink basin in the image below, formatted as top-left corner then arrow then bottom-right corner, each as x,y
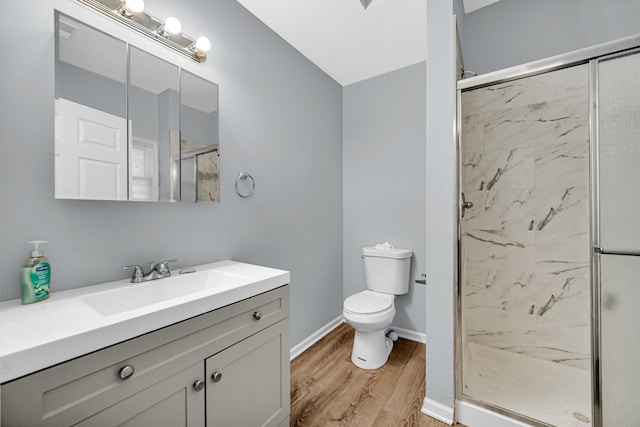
83,268 -> 247,316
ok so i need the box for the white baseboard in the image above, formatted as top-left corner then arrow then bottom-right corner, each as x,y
390,325 -> 426,344
422,397 -> 454,425
290,316 -> 344,360
456,400 -> 534,427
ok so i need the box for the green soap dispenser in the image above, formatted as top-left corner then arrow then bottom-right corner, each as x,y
21,241 -> 51,304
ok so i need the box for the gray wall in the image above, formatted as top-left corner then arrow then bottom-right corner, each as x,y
343,62 -> 426,334
0,0 -> 343,349
57,62 -> 126,118
425,0 -> 457,411
130,86 -> 160,141
456,0 -> 640,74
181,104 -> 216,146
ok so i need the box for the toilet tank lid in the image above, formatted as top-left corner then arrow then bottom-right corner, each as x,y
362,246 -> 412,259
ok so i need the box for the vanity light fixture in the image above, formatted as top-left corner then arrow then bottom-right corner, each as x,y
76,0 -> 210,62
189,36 -> 211,60
158,17 -> 182,37
119,0 -> 144,17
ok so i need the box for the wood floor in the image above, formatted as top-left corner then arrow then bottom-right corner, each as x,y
290,322 -> 465,427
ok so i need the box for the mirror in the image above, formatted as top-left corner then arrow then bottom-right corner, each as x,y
180,71 -> 220,203
55,14 -> 128,200
129,47 -> 180,202
54,12 -> 220,203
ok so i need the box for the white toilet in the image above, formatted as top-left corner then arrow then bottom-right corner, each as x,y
343,244 -> 412,370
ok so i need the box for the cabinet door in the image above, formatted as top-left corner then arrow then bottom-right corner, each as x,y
75,361 -> 205,427
206,320 -> 290,427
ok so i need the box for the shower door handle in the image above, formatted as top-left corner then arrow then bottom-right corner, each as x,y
461,192 -> 473,218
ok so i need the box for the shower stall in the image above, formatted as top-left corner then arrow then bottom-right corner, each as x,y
457,38 -> 640,427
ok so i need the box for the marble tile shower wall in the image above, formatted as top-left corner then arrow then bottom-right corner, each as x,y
461,65 -> 591,370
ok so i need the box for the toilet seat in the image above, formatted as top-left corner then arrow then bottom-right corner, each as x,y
344,291 -> 394,315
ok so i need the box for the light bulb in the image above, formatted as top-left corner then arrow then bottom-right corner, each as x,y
195,36 -> 211,53
163,17 -> 182,35
122,0 -> 144,16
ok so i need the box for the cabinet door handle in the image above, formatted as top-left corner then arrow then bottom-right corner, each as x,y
211,371 -> 223,383
253,311 -> 262,321
193,380 -> 205,392
118,365 -> 135,380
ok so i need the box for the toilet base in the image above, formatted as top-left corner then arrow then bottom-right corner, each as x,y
351,329 -> 393,370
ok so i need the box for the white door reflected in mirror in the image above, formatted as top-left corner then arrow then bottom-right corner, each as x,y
55,99 -> 128,200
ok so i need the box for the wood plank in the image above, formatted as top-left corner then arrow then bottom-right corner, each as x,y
290,323 -> 465,427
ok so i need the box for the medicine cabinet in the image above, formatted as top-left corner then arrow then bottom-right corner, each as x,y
54,12 -> 219,203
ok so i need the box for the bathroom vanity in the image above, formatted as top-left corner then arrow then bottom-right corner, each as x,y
0,261 -> 290,427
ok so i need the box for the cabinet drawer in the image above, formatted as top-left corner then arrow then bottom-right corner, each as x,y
1,285 -> 288,427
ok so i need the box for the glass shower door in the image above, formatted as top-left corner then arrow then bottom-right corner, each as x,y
597,50 -> 640,426
459,64 -> 592,426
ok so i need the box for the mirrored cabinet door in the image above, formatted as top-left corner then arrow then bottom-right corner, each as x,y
55,14 -> 127,200
129,47 -> 180,202
180,71 -> 220,203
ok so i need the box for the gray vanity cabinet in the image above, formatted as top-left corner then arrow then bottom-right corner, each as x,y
206,320 -> 289,427
1,285 -> 290,427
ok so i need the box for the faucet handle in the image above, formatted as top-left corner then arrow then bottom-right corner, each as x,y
122,265 -> 144,282
156,258 -> 178,276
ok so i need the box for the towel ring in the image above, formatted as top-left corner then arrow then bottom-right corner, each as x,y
235,172 -> 255,198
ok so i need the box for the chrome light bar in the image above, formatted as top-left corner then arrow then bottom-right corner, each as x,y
76,0 -> 211,62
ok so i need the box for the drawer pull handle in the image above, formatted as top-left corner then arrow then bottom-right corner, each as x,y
253,311 -> 262,321
211,371 -> 223,383
119,365 -> 135,380
193,380 -> 205,392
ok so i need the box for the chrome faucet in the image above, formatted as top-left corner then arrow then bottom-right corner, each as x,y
122,259 -> 177,283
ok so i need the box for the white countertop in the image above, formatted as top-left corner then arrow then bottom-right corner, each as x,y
0,260 -> 289,383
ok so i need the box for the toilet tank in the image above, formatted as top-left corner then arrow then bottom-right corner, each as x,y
362,246 -> 412,295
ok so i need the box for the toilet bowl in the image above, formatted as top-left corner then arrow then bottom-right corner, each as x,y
343,290 -> 396,369
343,244 -> 412,370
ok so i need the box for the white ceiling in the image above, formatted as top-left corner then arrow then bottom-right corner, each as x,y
236,0 -> 427,86
236,0 -> 503,87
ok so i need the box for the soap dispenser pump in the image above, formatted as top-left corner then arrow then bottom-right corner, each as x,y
21,241 -> 51,304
